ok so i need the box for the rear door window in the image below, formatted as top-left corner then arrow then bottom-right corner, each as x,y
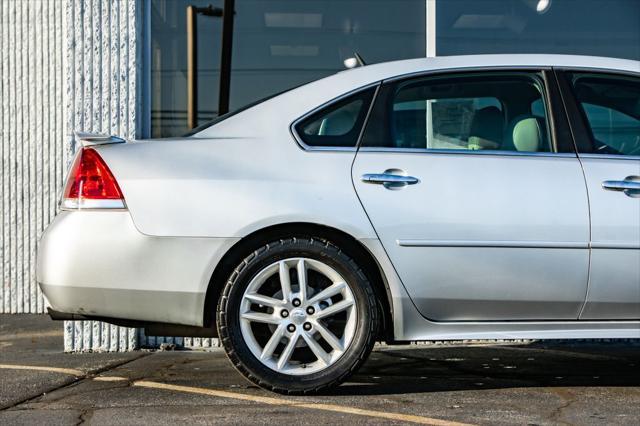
361,73 -> 552,153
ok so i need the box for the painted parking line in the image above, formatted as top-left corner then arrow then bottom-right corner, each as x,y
0,364 -> 85,377
0,364 -> 473,426
93,376 -> 129,382
0,365 -> 130,382
134,380 -> 473,426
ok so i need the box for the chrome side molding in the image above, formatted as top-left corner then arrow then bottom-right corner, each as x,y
396,239 -> 588,249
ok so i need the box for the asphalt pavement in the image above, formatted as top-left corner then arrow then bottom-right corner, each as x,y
1,314 -> 639,425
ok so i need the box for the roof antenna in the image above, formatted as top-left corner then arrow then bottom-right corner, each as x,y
343,52 -> 366,69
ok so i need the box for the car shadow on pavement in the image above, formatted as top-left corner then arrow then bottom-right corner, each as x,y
334,342 -> 640,396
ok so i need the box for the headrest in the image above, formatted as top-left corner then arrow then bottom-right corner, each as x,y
512,117 -> 542,152
318,109 -> 356,136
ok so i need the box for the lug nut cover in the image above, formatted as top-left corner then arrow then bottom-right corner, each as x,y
287,324 -> 296,332
281,310 -> 289,317
303,322 -> 312,331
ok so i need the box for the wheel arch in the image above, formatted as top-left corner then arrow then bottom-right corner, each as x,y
203,222 -> 394,341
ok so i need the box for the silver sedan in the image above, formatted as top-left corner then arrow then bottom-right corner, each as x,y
38,54 -> 640,394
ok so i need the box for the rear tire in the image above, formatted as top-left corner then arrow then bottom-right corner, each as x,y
217,237 -> 379,394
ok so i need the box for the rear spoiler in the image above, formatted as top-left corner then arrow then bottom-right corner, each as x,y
75,132 -> 126,147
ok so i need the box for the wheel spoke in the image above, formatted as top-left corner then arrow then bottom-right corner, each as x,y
301,332 -> 330,366
313,321 -> 344,352
279,261 -> 292,302
277,333 -> 299,370
307,281 -> 346,305
260,324 -> 285,360
240,311 -> 280,324
240,256 -> 358,375
296,259 -> 307,301
315,299 -> 354,319
244,293 -> 285,308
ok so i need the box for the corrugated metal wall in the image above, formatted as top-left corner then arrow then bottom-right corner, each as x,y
62,0 -> 142,352
0,0 -> 142,351
1,0 -> 67,315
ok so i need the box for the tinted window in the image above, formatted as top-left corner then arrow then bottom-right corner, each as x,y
361,73 -> 551,153
569,73 -> 640,156
295,88 -> 376,148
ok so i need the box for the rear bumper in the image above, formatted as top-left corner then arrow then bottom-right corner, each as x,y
46,308 -> 218,337
37,210 -> 239,326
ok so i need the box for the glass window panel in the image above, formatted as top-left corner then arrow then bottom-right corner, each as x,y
437,0 -> 640,60
150,0 -> 426,138
569,73 -> 640,156
150,0 -> 223,138
295,88 -> 376,147
230,0 -> 425,110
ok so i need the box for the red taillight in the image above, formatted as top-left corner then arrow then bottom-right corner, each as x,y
62,148 -> 125,209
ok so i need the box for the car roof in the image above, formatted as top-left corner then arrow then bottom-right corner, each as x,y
341,54 -> 639,82
293,54 -> 638,115
196,54 -> 639,139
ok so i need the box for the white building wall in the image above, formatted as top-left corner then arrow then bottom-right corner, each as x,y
1,0 -> 67,315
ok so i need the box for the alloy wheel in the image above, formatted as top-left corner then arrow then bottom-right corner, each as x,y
239,257 -> 357,375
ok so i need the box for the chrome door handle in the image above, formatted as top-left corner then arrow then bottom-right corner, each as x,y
602,176 -> 640,197
602,181 -> 640,191
361,170 -> 419,189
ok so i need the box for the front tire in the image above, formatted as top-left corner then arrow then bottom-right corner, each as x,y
217,237 -> 379,394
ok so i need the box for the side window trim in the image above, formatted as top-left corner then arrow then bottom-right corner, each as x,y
554,69 -> 598,154
356,146 -> 577,158
290,83 -> 381,152
542,69 -> 576,154
359,69 -> 569,157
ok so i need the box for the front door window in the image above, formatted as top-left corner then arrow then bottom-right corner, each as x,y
569,73 -> 640,156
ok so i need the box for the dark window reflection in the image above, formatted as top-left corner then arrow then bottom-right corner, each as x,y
437,0 -> 640,60
151,0 -> 223,137
151,0 -> 426,137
